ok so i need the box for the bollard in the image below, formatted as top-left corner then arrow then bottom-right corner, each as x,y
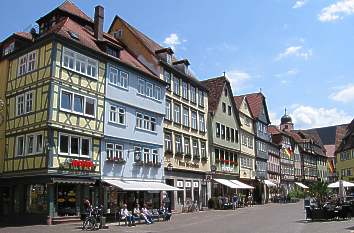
47,216 -> 52,225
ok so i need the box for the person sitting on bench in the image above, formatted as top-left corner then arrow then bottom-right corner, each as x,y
121,204 -> 135,227
134,203 -> 151,224
141,204 -> 154,224
159,203 -> 172,221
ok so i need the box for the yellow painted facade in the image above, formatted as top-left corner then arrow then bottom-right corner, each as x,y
4,43 -> 52,173
336,149 -> 354,182
0,59 -> 9,173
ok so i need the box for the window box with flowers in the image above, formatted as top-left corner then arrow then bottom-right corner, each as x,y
184,153 -> 192,160
114,157 -> 126,164
165,150 -> 173,157
144,161 -> 154,166
175,152 -> 183,158
201,156 -> 208,162
193,155 -> 200,161
134,160 -> 144,166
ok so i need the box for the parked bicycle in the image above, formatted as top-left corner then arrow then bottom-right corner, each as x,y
82,206 -> 103,231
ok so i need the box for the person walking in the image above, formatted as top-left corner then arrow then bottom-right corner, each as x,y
232,193 -> 238,210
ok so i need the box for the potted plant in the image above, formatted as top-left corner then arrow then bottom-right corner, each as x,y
175,151 -> 183,158
153,162 -> 162,167
193,155 -> 200,161
115,157 -> 126,164
201,156 -> 208,162
134,160 -> 144,166
146,161 -> 154,166
164,150 -> 173,156
184,153 -> 192,160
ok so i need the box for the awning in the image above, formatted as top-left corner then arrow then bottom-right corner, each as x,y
52,178 -> 95,185
214,179 -> 240,189
328,180 -> 354,188
230,180 -> 254,189
264,180 -> 277,187
295,182 -> 309,189
103,179 -> 181,191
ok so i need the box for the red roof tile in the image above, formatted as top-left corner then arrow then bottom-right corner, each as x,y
14,32 -> 33,41
58,1 -> 93,23
201,76 -> 227,113
233,96 -> 244,110
268,125 -> 281,135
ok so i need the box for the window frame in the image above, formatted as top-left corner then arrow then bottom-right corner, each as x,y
59,89 -> 96,118
62,47 -> 98,79
109,104 -> 126,125
58,132 -> 92,158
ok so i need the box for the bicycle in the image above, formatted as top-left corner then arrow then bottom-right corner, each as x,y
82,206 -> 103,231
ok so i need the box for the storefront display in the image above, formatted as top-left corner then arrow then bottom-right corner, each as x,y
26,184 -> 48,214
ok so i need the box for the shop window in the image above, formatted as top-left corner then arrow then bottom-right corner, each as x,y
26,184 -> 47,214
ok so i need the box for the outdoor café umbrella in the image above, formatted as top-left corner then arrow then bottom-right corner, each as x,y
328,180 -> 354,188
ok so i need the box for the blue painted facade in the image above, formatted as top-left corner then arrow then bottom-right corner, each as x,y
101,62 -> 166,181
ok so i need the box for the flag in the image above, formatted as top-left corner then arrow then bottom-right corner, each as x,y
328,160 -> 335,174
283,147 -> 292,158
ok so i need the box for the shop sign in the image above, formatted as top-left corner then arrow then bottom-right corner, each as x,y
178,160 -> 199,168
193,181 -> 199,188
59,158 -> 96,173
221,165 -> 234,172
177,180 -> 184,187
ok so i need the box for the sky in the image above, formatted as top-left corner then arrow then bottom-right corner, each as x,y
1,0 -> 353,129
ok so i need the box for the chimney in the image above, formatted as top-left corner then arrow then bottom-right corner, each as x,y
94,5 -> 104,41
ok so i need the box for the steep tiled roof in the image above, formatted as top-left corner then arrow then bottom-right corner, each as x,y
58,1 -> 93,23
234,92 -> 270,123
268,125 -> 281,135
337,119 -> 354,152
14,32 -> 33,41
324,145 -> 336,158
40,17 -> 156,79
335,124 -> 348,150
201,76 -> 227,113
233,96 -> 244,110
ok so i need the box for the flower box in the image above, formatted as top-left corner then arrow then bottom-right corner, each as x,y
193,155 -> 200,161
134,160 -> 144,166
201,156 -> 208,162
175,152 -> 183,158
164,150 -> 173,156
114,158 -> 126,164
144,161 -> 154,166
153,162 -> 162,167
184,153 -> 192,160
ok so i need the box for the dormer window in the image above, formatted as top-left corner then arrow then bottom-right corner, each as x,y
3,42 -> 15,56
166,53 -> 172,65
107,47 -> 119,58
68,31 -> 79,41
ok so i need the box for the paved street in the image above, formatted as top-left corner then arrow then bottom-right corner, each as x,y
1,201 -> 354,233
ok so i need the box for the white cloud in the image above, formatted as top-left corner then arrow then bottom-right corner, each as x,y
290,105 -> 352,129
276,46 -> 312,60
269,111 -> 280,126
318,0 -> 354,22
330,83 -> 354,103
293,0 -> 307,9
163,33 -> 185,50
226,69 -> 251,93
275,68 -> 299,78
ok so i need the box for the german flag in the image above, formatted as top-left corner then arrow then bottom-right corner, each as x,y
328,160 -> 335,174
283,147 -> 292,158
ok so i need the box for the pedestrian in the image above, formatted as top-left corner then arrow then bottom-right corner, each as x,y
159,202 -> 172,221
121,204 -> 135,226
232,193 -> 238,210
141,204 -> 154,224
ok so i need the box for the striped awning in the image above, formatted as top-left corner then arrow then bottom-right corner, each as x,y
103,179 -> 181,191
295,182 -> 309,189
230,180 -> 254,189
52,178 -> 95,185
214,179 -> 240,189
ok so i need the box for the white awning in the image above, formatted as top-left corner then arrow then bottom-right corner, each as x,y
103,179 -> 181,191
328,180 -> 354,188
295,182 -> 309,189
214,179 -> 240,189
230,180 -> 254,189
264,180 -> 277,187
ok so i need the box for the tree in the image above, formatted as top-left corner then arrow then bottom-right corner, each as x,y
309,180 -> 329,205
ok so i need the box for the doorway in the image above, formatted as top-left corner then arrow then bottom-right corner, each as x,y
57,184 -> 77,216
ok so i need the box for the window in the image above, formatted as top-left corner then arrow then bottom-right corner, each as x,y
143,148 -> 150,163
27,51 -> 37,72
36,134 -> 43,153
224,87 -> 228,96
183,107 -> 189,127
164,70 -> 171,85
136,112 -> 156,132
199,113 -> 205,132
138,78 -> 145,95
191,111 -> 198,130
3,42 -> 14,56
152,149 -> 159,164
174,104 -> 181,124
16,136 -> 25,156
106,143 -> 114,160
184,137 -> 190,154
175,135 -> 182,153
108,67 -> 128,88
165,99 -> 172,120
16,91 -> 34,116
226,127 -> 230,141
26,133 -> 43,155
198,90 -> 204,107
134,146 -> 142,161
222,103 -> 226,113
221,125 -> 225,139
216,123 -> 220,138
173,77 -> 180,95
244,117 -> 250,126
109,105 -> 125,125
231,128 -> 235,142
165,133 -> 172,151
59,133 -> 91,157
60,90 -> 96,117
228,106 -> 232,116
146,82 -> 154,98
166,54 -> 172,64
192,139 -> 199,156
201,141 -> 206,157
62,47 -> 98,79
182,81 -> 189,99
190,86 -> 196,103
154,86 -> 161,100
18,51 -> 38,76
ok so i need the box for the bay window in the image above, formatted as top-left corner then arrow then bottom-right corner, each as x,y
60,90 -> 96,117
62,47 -> 98,79
59,133 -> 91,157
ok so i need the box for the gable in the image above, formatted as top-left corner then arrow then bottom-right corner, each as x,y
240,97 -> 252,118
258,104 -> 268,123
